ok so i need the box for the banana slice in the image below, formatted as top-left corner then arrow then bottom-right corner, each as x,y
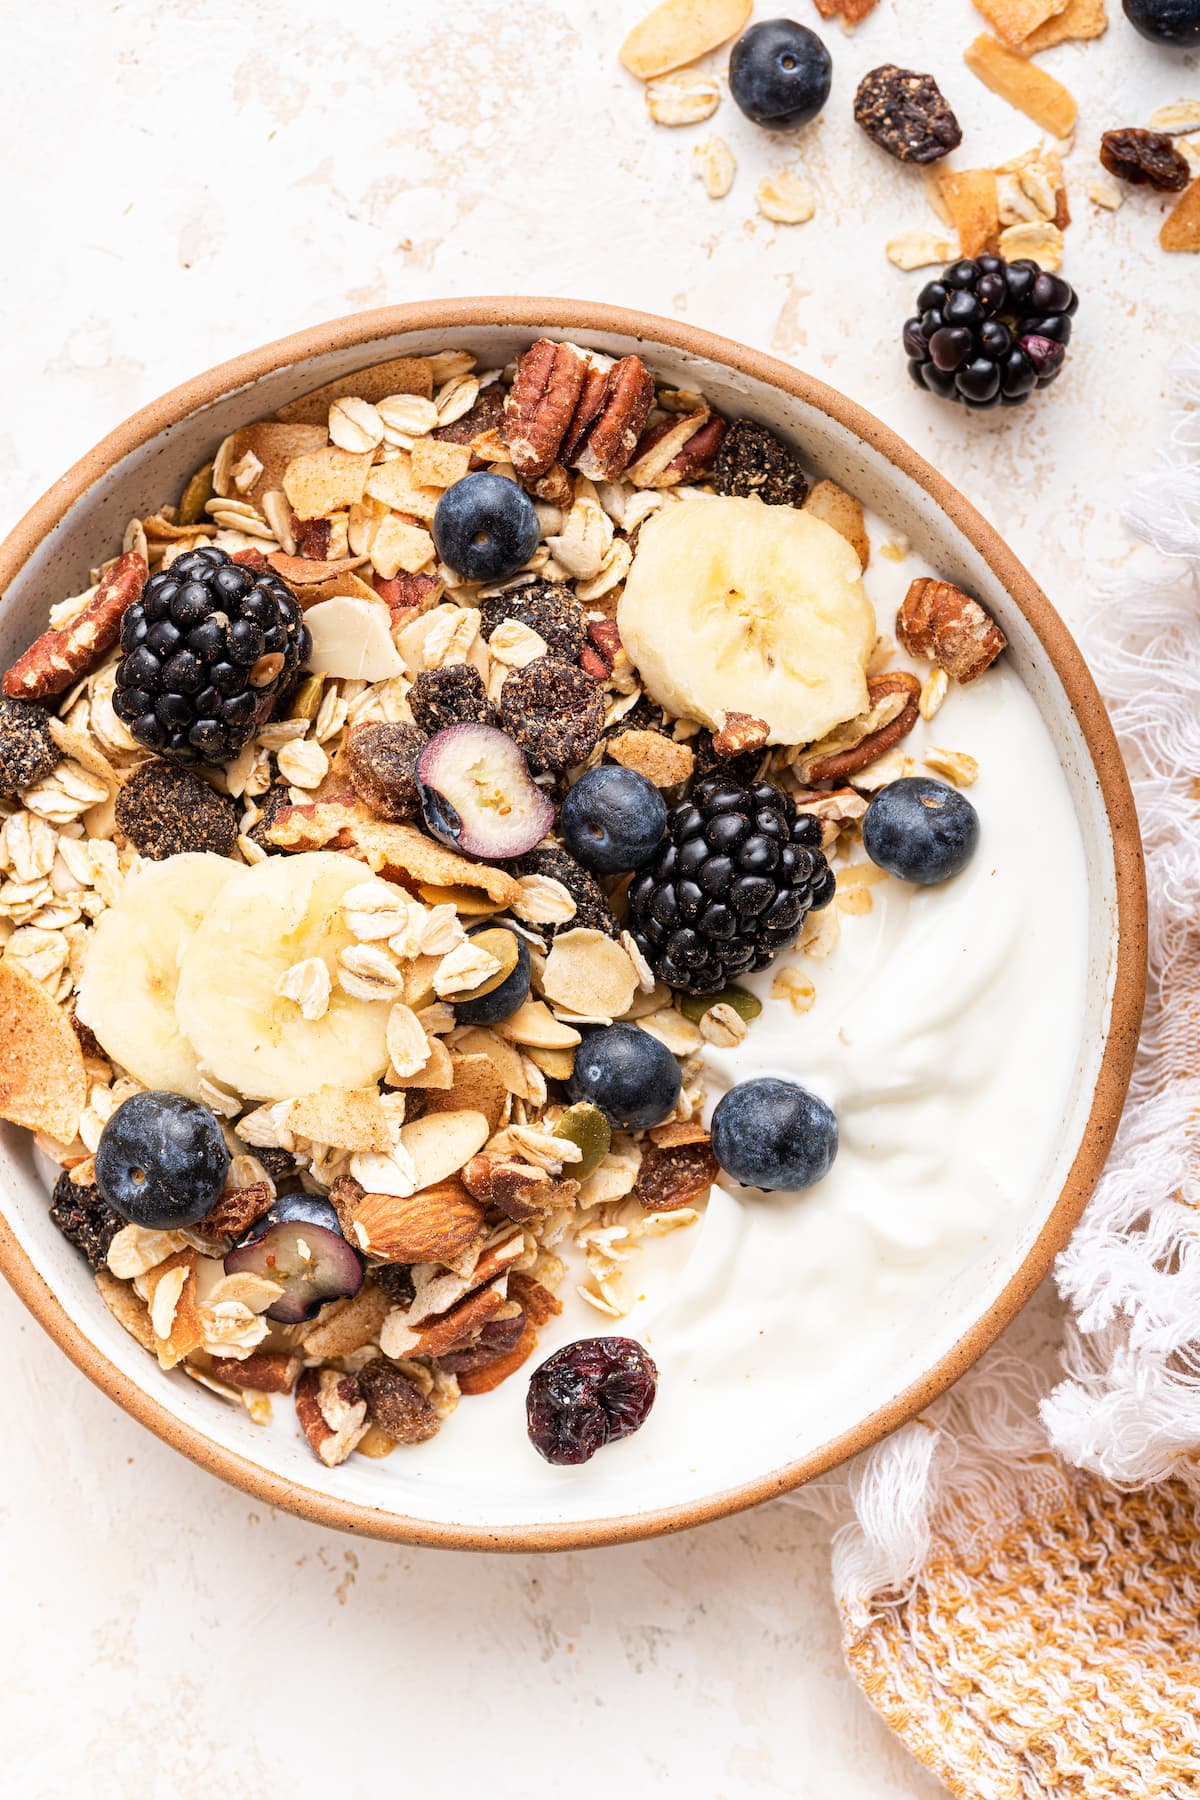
174,851 -> 391,1102
76,852 -> 242,1100
617,494 -> 875,746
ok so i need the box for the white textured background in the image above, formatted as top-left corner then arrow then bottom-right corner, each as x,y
2,3 -> 1195,1795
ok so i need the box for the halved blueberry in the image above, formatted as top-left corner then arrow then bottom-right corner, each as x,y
224,1194 -> 363,1323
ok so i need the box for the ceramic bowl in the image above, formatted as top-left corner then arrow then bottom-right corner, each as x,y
0,301 -> 1145,1549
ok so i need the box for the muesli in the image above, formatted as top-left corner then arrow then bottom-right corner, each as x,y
0,337 -> 1006,1469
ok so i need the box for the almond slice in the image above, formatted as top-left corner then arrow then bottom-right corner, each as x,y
541,930 -> 639,1023
398,1109 -> 491,1191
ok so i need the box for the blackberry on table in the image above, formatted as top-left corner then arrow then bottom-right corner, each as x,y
115,758 -> 238,860
499,656 -> 605,773
408,664 -> 497,736
49,1171 -> 123,1271
112,546 -> 310,767
518,846 -> 620,939
0,696 -> 60,796
628,775 -> 834,995
904,256 -> 1079,409
711,419 -> 809,508
479,579 -> 585,662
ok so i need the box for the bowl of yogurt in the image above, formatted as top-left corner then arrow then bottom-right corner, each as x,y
0,300 -> 1146,1547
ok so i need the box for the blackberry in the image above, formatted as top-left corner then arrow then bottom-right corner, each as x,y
904,256 -> 1079,409
112,547 -> 309,767
627,775 -> 834,995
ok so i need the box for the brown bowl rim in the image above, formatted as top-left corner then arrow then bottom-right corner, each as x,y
0,297 -> 1147,1551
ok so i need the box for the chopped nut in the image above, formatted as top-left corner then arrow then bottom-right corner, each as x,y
897,577 -> 1007,683
919,667 -> 949,721
295,1367 -> 369,1467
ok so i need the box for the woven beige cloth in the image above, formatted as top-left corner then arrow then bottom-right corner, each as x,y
844,1461 -> 1200,1797
811,356 -> 1200,1799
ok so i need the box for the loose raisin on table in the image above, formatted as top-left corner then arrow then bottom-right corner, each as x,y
1100,129 -> 1191,193
526,1336 -> 658,1465
854,65 -> 962,165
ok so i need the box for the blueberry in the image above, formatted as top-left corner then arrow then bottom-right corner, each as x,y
95,1091 -> 229,1229
454,924 -> 532,1025
862,776 -> 980,885
224,1194 -> 363,1323
432,472 -> 540,583
729,18 -> 832,129
1123,0 -> 1200,43
711,1076 -> 837,1192
567,1023 -> 681,1131
560,765 -> 668,874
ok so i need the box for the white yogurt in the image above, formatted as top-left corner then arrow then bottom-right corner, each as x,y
333,538 -> 1090,1522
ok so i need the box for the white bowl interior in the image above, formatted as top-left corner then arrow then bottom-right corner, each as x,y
0,324 -> 1120,1537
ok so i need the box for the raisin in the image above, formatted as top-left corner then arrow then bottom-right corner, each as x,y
48,1172 -> 123,1271
710,419 -> 809,508
115,758 -> 239,860
343,721 -> 427,821
247,783 -> 291,855
854,65 -> 963,165
526,1336 -> 658,1465
0,697 -> 60,797
499,656 -> 604,772
372,1262 -> 417,1309
432,383 -> 507,447
479,579 -> 585,661
1100,128 -> 1191,193
634,1139 -> 720,1212
408,664 -> 497,736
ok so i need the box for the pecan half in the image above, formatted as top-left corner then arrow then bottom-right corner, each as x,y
210,1350 -> 301,1394
508,1271 -> 563,1326
437,1308 -> 527,1375
292,514 -> 331,560
624,408 -> 710,488
800,671 -> 921,784
569,357 -> 656,481
3,552 -> 147,700
897,577 -> 1007,683
712,712 -> 770,759
455,1316 -> 540,1395
462,1152 -> 559,1221
373,568 -> 444,626
295,1366 -> 369,1467
560,362 -> 612,465
503,339 -> 589,480
664,414 -> 726,483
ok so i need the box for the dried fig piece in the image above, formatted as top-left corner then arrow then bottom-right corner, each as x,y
854,65 -> 963,165
499,656 -> 605,773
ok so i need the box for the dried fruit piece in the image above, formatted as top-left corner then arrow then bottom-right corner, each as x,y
1162,177 -> 1200,251
1016,0 -> 1107,52
0,959 -> 86,1142
408,664 -> 497,736
854,65 -> 963,165
1100,128 -> 1191,192
963,35 -> 1077,138
619,0 -> 751,79
936,169 -> 1001,259
115,759 -> 239,860
526,1336 -> 658,1465
0,696 -> 61,796
498,657 -> 605,773
973,0 -> 1070,47
479,579 -> 584,661
49,1171 -> 123,1270
635,1138 -> 719,1211
343,721 -> 427,822
710,419 -> 808,507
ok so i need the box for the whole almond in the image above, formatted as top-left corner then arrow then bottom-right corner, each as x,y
350,1176 -> 487,1266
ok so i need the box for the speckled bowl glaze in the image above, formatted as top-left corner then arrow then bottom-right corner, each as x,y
0,301 -> 1146,1550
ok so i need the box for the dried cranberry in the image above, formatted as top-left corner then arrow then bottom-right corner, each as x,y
526,1336 -> 658,1465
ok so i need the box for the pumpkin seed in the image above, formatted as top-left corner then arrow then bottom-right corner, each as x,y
287,674 -> 325,721
178,461 -> 215,526
553,1102 -> 612,1180
679,983 -> 762,1024
442,926 -> 519,1002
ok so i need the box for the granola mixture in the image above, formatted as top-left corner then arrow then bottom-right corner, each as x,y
0,338 -> 1007,1471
